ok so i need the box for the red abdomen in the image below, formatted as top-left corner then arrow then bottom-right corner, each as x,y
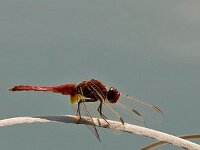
9,84 -> 77,95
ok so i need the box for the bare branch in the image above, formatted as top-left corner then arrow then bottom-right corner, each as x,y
0,115 -> 199,150
140,134 -> 200,150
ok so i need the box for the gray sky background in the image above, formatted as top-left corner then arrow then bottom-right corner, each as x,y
0,1 -> 200,150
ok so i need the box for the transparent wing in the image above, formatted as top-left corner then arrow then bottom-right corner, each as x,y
101,102 -> 125,133
103,83 -> 164,123
77,86 -> 101,142
104,102 -> 124,125
115,102 -> 144,123
118,94 -> 164,125
104,84 -> 163,125
80,101 -> 101,142
122,94 -> 164,118
104,100 -> 144,125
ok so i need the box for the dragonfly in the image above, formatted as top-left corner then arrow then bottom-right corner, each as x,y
9,79 -> 163,141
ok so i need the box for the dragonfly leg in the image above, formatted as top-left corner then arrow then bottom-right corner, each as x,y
97,101 -> 109,124
76,100 -> 82,124
76,101 -> 81,116
76,98 -> 97,124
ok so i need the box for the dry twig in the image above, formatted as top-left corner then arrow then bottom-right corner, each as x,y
0,115 -> 199,150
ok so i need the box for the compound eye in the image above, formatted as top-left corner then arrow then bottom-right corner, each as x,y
106,87 -> 120,103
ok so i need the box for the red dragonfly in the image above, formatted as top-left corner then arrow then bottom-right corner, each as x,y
9,79 -> 163,141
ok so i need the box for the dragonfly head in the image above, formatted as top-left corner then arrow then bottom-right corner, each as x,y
106,87 -> 120,103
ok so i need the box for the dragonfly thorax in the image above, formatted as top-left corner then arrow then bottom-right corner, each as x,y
77,79 -> 107,101
77,79 -> 120,104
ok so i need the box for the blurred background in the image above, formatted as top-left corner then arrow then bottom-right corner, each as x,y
0,0 -> 200,149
